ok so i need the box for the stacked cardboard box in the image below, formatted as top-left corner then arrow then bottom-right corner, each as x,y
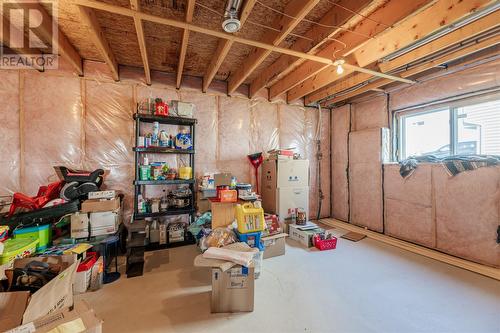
71,195 -> 123,239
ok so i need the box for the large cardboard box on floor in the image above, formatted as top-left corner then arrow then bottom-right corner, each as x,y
0,291 -> 30,332
288,223 -> 323,247
262,233 -> 287,259
0,255 -> 79,331
194,243 -> 255,313
7,300 -> 102,333
211,265 -> 255,313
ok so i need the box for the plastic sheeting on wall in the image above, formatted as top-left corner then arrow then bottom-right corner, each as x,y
0,62 -> 331,220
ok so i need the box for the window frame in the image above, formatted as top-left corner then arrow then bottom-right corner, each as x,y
393,91 -> 500,161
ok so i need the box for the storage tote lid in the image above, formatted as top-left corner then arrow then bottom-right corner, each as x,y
0,238 -> 39,257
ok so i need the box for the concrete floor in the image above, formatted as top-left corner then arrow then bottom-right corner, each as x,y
78,227 -> 500,333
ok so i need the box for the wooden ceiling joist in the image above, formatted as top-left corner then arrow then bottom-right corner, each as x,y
320,33 -> 500,106
268,0 -> 432,100
8,1 -> 83,75
248,0 -> 374,98
130,0 -> 151,85
203,0 -> 257,92
176,0 -> 195,89
378,10 -> 500,73
286,0 -> 496,102
78,6 -> 119,81
306,9 -> 500,104
227,0 -> 321,95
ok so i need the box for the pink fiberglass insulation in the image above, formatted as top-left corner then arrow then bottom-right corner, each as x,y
23,73 -> 83,194
331,105 -> 350,221
349,128 -> 389,232
352,95 -> 388,131
383,163 -> 435,248
389,58 -> 500,111
0,71 -> 20,195
433,165 -> 500,268
0,63 -> 329,221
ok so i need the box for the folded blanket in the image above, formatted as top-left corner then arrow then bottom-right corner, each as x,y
202,243 -> 258,267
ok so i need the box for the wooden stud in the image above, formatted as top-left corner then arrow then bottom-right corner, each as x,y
78,6 -> 119,81
248,0 -> 374,98
268,0 -> 433,100
130,0 -> 151,84
320,34 -> 500,106
202,0 -> 257,93
321,218 -> 500,280
7,2 -> 83,75
282,0 -> 495,101
353,0 -> 496,68
227,0 -> 321,95
176,0 -> 195,89
378,10 -> 500,73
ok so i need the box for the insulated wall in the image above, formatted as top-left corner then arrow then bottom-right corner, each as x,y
330,56 -> 500,268
0,61 -> 331,220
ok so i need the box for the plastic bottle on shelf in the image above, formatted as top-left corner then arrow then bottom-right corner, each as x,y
152,121 -> 159,146
159,221 -> 167,245
150,220 -> 160,244
138,193 -> 145,213
160,189 -> 169,212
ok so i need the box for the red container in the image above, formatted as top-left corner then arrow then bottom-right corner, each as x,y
313,235 -> 337,251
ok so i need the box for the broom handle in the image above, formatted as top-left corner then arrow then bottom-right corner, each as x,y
255,168 -> 259,194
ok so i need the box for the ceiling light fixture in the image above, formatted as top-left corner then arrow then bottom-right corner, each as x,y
334,59 -> 345,75
222,0 -> 243,33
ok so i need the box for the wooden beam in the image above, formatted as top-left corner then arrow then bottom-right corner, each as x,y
8,1 -> 83,75
353,0 -> 496,68
284,0 -> 496,101
248,0 -> 374,98
202,0 -> 257,93
320,219 -> 500,280
378,10 -> 500,73
130,0 -> 151,84
306,72 -> 372,104
176,0 -> 195,89
73,0 -> 420,85
78,6 -> 119,81
320,34 -> 500,106
269,0 -> 433,100
227,0 -> 321,95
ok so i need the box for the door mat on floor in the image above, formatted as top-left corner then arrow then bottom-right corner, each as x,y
341,232 -> 366,242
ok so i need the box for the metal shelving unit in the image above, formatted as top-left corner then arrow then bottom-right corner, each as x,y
132,112 -> 197,249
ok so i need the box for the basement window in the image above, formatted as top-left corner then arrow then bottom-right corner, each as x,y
397,99 -> 500,160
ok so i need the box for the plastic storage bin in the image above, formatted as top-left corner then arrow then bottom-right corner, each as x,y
313,234 -> 337,251
0,238 -> 38,266
13,224 -> 51,251
235,230 -> 264,251
236,203 -> 265,233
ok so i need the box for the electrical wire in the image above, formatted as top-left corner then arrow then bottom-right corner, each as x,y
325,0 -> 392,28
255,0 -> 376,39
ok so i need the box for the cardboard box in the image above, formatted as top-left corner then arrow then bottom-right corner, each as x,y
1,255 -> 79,327
262,233 -> 287,259
214,173 -> 232,187
8,300 -> 102,333
71,212 -> 90,239
194,242 -> 256,313
81,196 -> 120,213
89,211 -> 121,236
211,266 -> 254,313
0,291 -> 30,332
210,200 -> 236,229
288,224 -> 323,248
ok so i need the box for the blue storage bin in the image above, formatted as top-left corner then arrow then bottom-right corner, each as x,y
235,230 -> 264,251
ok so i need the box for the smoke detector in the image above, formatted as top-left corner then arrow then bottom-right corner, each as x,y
222,0 -> 242,33
222,18 -> 241,33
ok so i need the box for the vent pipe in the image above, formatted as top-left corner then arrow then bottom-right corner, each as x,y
222,0 -> 243,33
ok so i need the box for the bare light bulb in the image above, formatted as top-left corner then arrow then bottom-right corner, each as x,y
336,64 -> 344,75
